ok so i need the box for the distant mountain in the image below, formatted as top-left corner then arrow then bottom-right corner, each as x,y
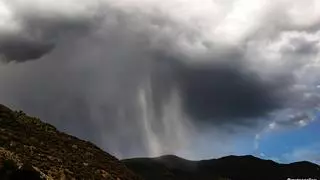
0,104 -> 141,180
123,155 -> 320,180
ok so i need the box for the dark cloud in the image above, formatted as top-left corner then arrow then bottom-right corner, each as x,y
147,51 -> 293,127
178,62 -> 290,125
0,20 -> 92,62
0,3 -> 96,62
0,40 -> 54,62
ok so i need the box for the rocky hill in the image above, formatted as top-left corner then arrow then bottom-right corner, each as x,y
123,155 -> 320,180
0,104 -> 141,180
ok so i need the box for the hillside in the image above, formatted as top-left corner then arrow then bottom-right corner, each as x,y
0,104 -> 141,180
123,155 -> 320,180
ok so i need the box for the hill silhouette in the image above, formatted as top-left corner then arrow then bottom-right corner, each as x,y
123,155 -> 320,180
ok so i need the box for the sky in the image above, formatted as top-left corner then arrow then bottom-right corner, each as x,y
0,0 -> 319,164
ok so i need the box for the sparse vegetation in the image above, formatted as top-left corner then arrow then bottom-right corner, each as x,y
14,110 -> 57,132
0,104 -> 141,180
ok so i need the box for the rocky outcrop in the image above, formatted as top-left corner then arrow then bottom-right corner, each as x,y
0,104 -> 141,180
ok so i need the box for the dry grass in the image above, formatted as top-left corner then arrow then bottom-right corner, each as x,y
0,104 -> 141,180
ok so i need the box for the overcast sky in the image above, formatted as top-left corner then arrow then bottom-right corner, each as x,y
0,0 -> 319,163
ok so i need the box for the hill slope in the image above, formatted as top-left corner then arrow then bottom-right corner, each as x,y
0,104 -> 141,180
123,155 -> 320,180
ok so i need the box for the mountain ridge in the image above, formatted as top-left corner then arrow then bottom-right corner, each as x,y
123,154 -> 320,180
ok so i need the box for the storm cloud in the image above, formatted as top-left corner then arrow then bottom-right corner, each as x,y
0,0 -> 320,158
0,39 -> 53,62
0,0 -> 96,62
179,63 -> 289,123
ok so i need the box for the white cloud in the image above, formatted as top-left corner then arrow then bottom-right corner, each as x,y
268,122 -> 277,130
0,1 -> 21,33
259,152 -> 266,157
283,143 -> 320,164
297,120 -> 308,127
254,134 -> 260,150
